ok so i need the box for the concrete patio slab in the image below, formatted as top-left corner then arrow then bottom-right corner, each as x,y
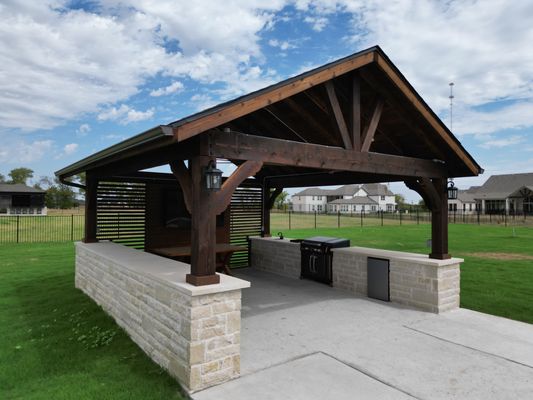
194,352 -> 416,400
192,269 -> 533,400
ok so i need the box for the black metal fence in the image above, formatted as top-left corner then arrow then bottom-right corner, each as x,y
271,209 -> 533,231
0,215 -> 84,243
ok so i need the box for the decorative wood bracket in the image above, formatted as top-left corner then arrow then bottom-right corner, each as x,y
405,178 -> 441,210
267,187 -> 283,210
361,98 -> 384,152
212,160 -> 263,215
325,81 -> 353,150
169,160 -> 193,214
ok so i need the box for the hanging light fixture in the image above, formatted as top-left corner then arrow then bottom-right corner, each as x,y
447,180 -> 458,200
205,160 -> 222,191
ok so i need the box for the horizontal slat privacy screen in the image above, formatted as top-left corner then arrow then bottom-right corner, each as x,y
229,185 -> 263,267
96,181 -> 146,249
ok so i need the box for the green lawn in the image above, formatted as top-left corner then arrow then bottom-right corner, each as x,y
0,243 -> 184,400
272,224 -> 533,324
1,224 -> 532,398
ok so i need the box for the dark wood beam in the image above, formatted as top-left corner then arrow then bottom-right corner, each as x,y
266,171 -> 406,188
169,160 -> 192,214
361,98 -> 384,152
83,173 -> 98,243
351,73 -> 362,151
207,130 -> 447,178
325,81 -> 353,150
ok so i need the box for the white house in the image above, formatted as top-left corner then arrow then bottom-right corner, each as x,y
448,188 -> 478,214
291,184 -> 396,213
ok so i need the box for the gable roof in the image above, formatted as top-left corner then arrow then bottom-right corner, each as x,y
0,184 -> 44,194
473,172 -> 533,199
56,46 -> 482,183
293,183 -> 392,197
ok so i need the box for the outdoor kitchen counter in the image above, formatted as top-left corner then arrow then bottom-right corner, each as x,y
75,241 -> 249,393
76,241 -> 250,296
250,237 -> 462,313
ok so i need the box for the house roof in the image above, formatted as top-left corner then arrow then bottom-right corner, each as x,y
456,190 -> 476,203
0,184 -> 44,194
361,183 -> 394,196
293,183 -> 392,197
329,196 -> 377,205
473,172 -> 533,200
56,46 -> 482,186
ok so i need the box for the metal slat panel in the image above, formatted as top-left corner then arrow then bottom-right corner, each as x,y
229,186 -> 263,268
96,180 -> 146,250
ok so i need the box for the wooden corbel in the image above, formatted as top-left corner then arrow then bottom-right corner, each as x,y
169,160 -> 192,214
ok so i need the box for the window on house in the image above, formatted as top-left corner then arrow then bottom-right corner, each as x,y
312,205 -> 315,211
362,205 -> 365,211
312,196 -> 315,201
372,205 -> 376,211
317,205 -> 322,211
469,204 -> 472,211
381,195 -> 385,200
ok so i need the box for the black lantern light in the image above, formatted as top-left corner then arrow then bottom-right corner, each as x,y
447,180 -> 458,200
205,160 -> 223,191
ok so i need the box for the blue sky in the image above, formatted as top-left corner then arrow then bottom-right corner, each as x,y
1,1 -> 532,202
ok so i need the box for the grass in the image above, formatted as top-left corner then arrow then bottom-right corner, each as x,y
272,223 -> 533,324
0,242 -> 185,400
1,224 -> 532,398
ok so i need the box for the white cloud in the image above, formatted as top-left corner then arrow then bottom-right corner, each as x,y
0,139 -> 54,163
150,81 -> 184,97
97,104 -> 154,124
76,123 -> 91,136
63,143 -> 78,155
479,135 -> 524,149
268,39 -> 297,51
303,15 -> 328,31
0,1 -> 287,131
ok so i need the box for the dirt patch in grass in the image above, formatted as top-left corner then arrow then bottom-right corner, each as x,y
465,252 -> 533,261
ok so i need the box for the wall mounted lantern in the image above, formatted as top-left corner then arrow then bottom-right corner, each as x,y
447,180 -> 458,200
205,160 -> 222,191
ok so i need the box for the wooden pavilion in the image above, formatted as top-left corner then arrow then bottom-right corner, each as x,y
56,46 -> 482,287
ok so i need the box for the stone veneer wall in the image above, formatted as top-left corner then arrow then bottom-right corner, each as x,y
75,242 -> 248,393
250,237 -> 301,279
250,237 -> 461,313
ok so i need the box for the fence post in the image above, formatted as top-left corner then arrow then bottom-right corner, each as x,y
399,211 -> 402,225
337,211 -> 340,228
381,210 -> 384,226
314,210 -> 317,229
16,215 -> 20,243
71,214 -> 74,241
477,210 -> 480,225
288,211 -> 291,230
360,210 -> 363,227
416,209 -> 419,225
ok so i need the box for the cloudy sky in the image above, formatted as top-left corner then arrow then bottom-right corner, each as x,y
1,0 -> 532,202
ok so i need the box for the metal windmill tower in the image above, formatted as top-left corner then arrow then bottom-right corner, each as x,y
449,82 -> 454,131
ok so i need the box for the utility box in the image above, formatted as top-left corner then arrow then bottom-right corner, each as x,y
367,257 -> 390,301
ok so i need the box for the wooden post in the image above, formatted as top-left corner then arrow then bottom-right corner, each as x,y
429,178 -> 450,260
262,185 -> 271,236
83,173 -> 98,243
187,156 -> 220,286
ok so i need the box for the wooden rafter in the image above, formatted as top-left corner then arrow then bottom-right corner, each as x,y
173,52 -> 375,142
361,98 -> 384,152
351,73 -> 362,151
325,81 -> 353,150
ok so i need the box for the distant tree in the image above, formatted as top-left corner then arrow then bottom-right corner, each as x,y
8,167 -> 34,185
0,172 -> 5,183
34,176 -> 54,191
45,177 -> 77,209
395,194 -> 406,210
273,191 -> 289,209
